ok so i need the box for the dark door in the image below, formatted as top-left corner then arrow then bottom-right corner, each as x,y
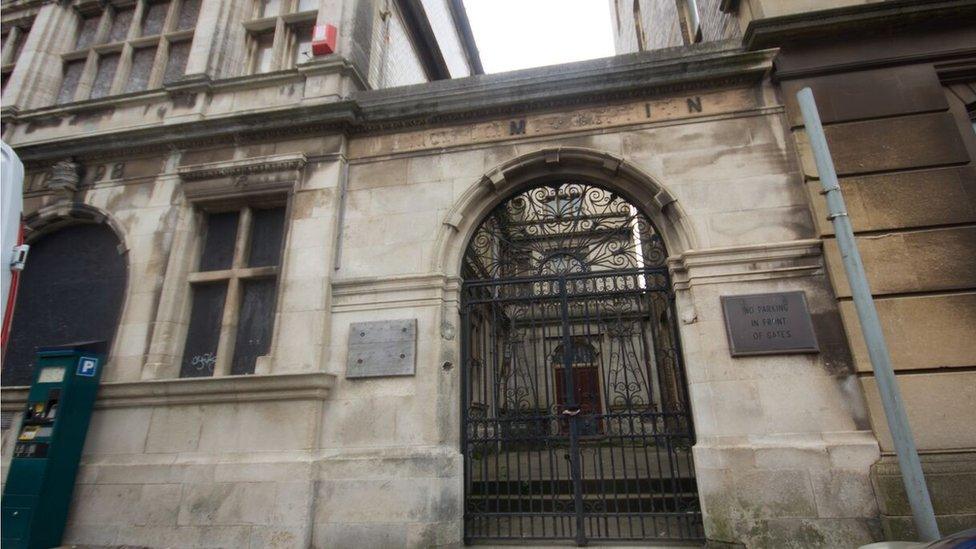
555,366 -> 602,435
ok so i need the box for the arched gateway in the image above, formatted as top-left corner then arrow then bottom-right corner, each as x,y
460,180 -> 702,544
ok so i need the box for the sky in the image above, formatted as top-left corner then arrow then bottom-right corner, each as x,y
463,0 -> 616,74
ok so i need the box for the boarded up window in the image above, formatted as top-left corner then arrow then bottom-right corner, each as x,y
125,46 -> 157,92
179,282 -> 228,378
164,40 -> 190,83
141,1 -> 170,36
3,224 -> 127,386
109,7 -> 135,42
58,59 -> 86,103
76,15 -> 102,49
181,206 -> 286,378
248,207 -> 285,267
231,278 -> 278,375
177,0 -> 202,30
199,211 -> 239,271
91,52 -> 120,99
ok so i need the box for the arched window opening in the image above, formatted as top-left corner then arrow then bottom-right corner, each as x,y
2,223 -> 127,386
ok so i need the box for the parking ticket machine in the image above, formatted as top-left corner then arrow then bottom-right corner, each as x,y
2,342 -> 106,549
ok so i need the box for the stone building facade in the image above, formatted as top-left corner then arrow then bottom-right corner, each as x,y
1,0 -> 974,548
613,0 -> 976,542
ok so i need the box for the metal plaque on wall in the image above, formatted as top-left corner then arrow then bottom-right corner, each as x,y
346,319 -> 417,378
720,291 -> 820,357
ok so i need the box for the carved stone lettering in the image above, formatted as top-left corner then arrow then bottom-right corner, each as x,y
509,119 -> 526,135
349,88 -> 760,158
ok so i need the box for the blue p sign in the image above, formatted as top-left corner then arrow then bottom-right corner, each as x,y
76,357 -> 99,377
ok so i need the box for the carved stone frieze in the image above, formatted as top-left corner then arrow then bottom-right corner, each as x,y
32,158 -> 81,201
177,153 -> 308,202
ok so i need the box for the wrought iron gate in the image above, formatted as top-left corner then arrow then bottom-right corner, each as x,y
460,183 -> 702,545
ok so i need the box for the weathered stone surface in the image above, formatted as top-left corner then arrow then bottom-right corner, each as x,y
860,371 -> 976,452
840,292 -> 976,373
346,318 -> 417,378
781,64 -> 947,127
796,112 -> 971,178
874,451 -> 976,540
807,166 -> 976,236
823,226 -> 976,297
6,5 -> 965,546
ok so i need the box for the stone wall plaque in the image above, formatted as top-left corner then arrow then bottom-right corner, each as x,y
720,292 -> 819,357
346,319 -> 417,378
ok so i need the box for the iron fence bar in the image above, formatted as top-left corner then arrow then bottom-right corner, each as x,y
460,300 -> 471,544
461,271 -> 701,544
558,274 -> 588,545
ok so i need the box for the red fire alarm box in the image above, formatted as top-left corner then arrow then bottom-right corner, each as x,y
312,24 -> 337,56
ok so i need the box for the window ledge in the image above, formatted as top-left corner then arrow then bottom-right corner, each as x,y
0,371 -> 335,411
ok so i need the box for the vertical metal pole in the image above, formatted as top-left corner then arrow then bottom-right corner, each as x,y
560,276 -> 587,546
797,88 -> 940,542
459,295 -> 471,544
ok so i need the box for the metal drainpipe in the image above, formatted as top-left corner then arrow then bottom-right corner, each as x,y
797,87 -> 941,542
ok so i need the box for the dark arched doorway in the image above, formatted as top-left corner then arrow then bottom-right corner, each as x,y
460,181 -> 701,544
2,223 -> 127,386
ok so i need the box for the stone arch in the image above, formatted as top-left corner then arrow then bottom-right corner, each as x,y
23,202 -> 129,252
432,147 -> 698,279
450,147 -> 704,543
3,203 -> 129,386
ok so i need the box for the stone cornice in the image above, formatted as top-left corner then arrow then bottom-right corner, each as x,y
743,0 -> 976,51
0,371 -> 336,411
178,153 -> 307,182
668,239 -> 824,291
178,153 -> 308,203
352,42 -> 776,132
331,273 -> 461,312
14,101 -> 360,166
8,44 -> 774,165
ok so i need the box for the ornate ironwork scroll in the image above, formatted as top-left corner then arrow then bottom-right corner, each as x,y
461,182 -> 700,544
464,182 -> 667,280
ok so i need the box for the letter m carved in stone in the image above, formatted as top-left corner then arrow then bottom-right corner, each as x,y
509,119 -> 526,135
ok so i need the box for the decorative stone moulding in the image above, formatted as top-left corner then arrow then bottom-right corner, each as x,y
22,202 -> 128,253
29,158 -> 82,202
0,371 -> 335,410
668,239 -> 825,291
177,153 -> 308,202
431,146 -> 700,277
